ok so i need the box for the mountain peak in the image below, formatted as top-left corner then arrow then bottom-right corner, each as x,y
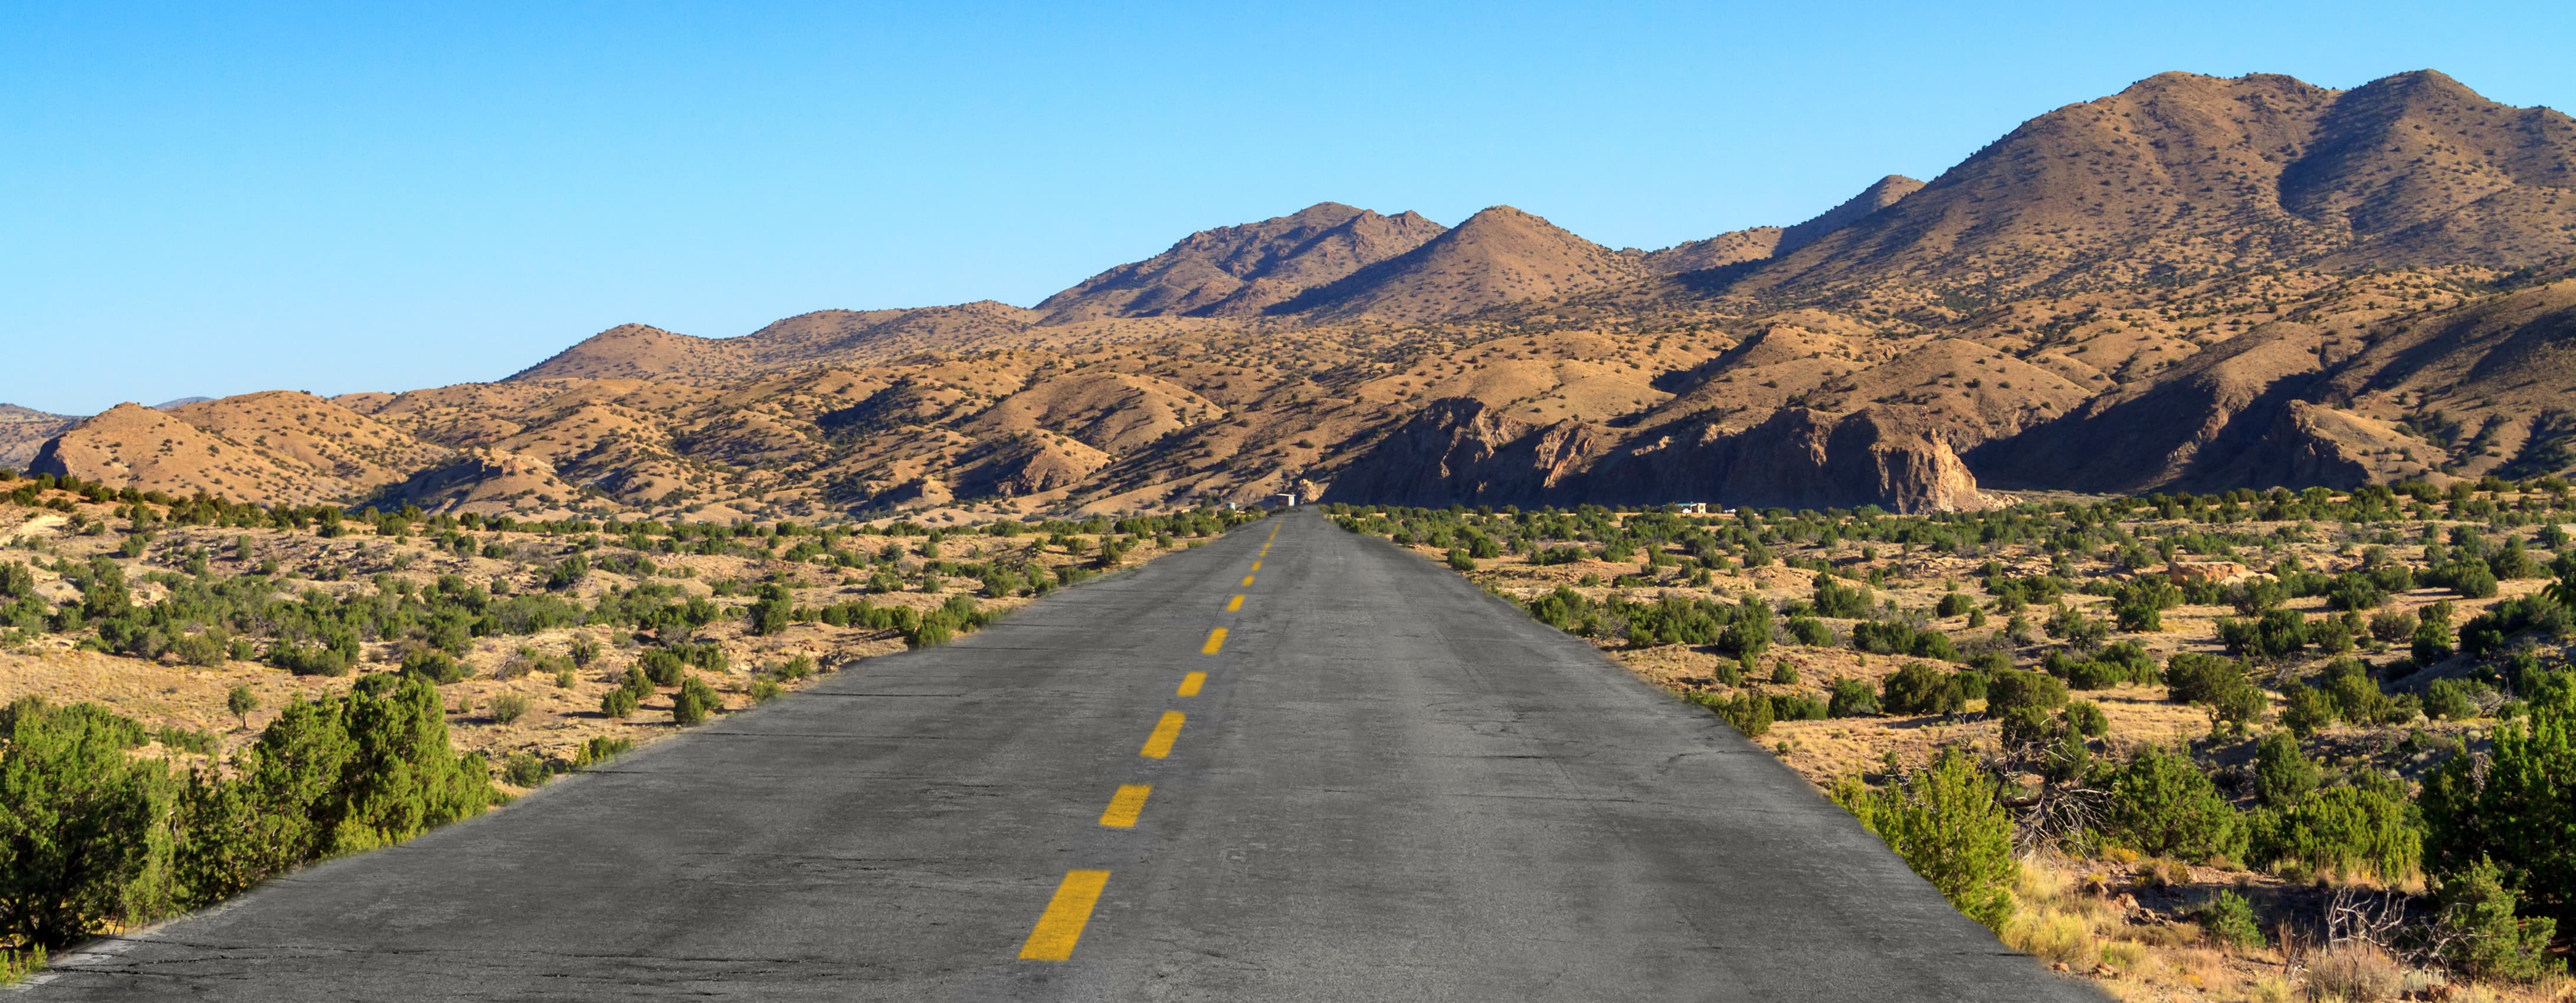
1034,204 -> 1447,323
1262,204 -> 1642,323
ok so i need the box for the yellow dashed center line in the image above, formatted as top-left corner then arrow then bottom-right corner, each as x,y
1201,627 -> 1228,654
1017,870 -> 1110,961
1249,560 -> 1262,571
1140,710 -> 1185,758
1177,671 -> 1205,697
1240,575 -> 1255,586
1225,594 -> 1244,612
1099,784 -> 1152,828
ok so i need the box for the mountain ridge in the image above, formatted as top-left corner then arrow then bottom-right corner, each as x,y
28,68 -> 2576,520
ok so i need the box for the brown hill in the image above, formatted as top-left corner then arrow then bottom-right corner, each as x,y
1641,227 -> 1783,274
0,405 -> 80,470
1775,174 -> 1925,255
31,404 -> 335,505
166,391 -> 453,493
507,324 -> 745,384
1265,206 -> 1647,323
1035,203 -> 1447,323
1715,70 -> 2576,301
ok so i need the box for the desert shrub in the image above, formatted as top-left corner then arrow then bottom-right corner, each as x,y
2433,857 -> 2562,983
176,677 -> 491,907
1849,620 -> 1959,661
774,654 -> 817,680
2365,609 -> 2416,645
2250,731 -> 2319,808
2042,603 -> 2108,650
1690,690 -> 1771,738
2424,678 -> 2480,720
2100,746 -> 2242,863
153,726 -> 217,755
2196,890 -> 2264,949
750,679 -> 781,703
0,699 -> 173,948
1811,575 -> 1872,618
1985,670 -> 2067,718
568,637 -> 601,667
1787,616 -> 1833,647
499,752 -> 548,788
638,649 -> 686,687
2413,617 -> 2457,663
905,618 -> 952,649
399,649 -> 468,685
571,735 -> 632,767
599,688 -> 639,720
1827,678 -> 1879,717
489,693 -> 530,725
1769,692 -> 1829,721
671,676 -> 719,726
746,584 -> 792,636
1445,548 -> 1475,572
2426,559 -> 2500,599
1832,748 -> 2017,930
2461,594 -> 2572,657
1719,599 -> 1773,659
2216,608 -> 2309,661
2163,652 -> 2263,729
2063,700 -> 2108,738
2305,945 -> 2405,1002
1882,663 -> 1965,716
1936,591 -> 1976,618
2318,658 -> 2408,725
2420,668 -> 2576,923
2247,784 -> 2420,881
267,640 -> 352,677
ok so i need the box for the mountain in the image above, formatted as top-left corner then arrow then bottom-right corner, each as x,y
28,396 -> 448,506
1712,70 -> 2576,301
1775,175 -> 1925,256
0,405 -> 81,470
1637,175 -> 1924,276
1262,206 -> 1647,323
1035,204 -> 1447,323
34,70 -> 2576,517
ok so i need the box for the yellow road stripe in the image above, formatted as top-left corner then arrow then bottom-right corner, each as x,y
1140,710 -> 1184,759
1250,560 -> 1262,571
1225,595 -> 1244,612
1201,627 -> 1228,654
1017,870 -> 1110,961
1241,575 -> 1255,586
1177,671 -> 1205,697
1098,784 -> 1151,828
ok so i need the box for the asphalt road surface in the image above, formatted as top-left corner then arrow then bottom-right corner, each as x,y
35,511 -> 2103,1001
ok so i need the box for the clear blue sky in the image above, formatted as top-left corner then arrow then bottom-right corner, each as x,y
5,1 -> 2571,415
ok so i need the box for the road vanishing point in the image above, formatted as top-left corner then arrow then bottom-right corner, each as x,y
35,512 -> 2105,1001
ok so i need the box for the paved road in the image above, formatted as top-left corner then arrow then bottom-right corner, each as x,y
35,511 -> 2101,1001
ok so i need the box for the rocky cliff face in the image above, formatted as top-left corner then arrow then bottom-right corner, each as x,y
1321,398 -> 1609,508
1326,399 -> 1988,513
1587,408 -> 1988,513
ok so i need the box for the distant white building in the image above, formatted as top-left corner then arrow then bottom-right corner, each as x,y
1673,502 -> 1709,513
1270,493 -> 1299,508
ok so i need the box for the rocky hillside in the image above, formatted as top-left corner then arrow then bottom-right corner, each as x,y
1699,70 -> 2576,305
24,70 -> 2576,517
0,404 -> 79,470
